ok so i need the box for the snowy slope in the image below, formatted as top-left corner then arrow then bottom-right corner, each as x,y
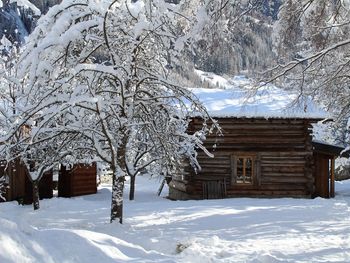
1,176 -> 350,263
192,70 -> 328,119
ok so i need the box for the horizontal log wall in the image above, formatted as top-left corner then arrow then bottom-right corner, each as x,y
58,163 -> 97,197
0,160 -> 53,203
169,118 -> 316,199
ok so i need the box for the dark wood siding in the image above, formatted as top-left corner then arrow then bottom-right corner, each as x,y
58,163 -> 97,197
313,153 -> 331,198
23,171 -> 53,204
169,118 -> 318,199
0,160 -> 53,204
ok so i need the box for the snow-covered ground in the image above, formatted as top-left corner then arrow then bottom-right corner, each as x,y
1,176 -> 350,263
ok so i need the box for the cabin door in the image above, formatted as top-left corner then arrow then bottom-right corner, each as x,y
313,153 -> 331,198
203,180 -> 227,199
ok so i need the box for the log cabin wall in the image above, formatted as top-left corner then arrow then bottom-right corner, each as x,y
0,159 -> 28,202
0,160 -> 53,204
23,171 -> 53,204
58,163 -> 97,197
169,117 -> 318,200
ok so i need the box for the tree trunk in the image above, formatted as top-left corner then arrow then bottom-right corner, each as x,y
110,131 -> 128,223
110,172 -> 125,223
32,180 -> 40,210
129,175 -> 136,201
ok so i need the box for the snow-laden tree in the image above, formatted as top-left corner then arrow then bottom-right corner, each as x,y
16,0 -> 219,223
0,36 -> 22,202
184,0 -> 281,75
270,0 -> 350,146
0,175 -> 5,201
0,34 -> 94,209
267,1 -> 350,179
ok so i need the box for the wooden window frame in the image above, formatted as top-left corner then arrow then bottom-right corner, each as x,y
231,153 -> 261,187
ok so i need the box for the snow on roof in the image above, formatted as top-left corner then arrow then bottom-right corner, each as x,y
191,70 -> 328,119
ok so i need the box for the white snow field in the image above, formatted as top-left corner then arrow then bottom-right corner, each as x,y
1,176 -> 350,263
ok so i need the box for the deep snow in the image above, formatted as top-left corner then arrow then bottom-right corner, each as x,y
0,176 -> 350,263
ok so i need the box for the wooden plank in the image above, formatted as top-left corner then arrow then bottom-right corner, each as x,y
196,169 -> 230,175
230,155 -> 237,184
198,133 -> 306,139
261,176 -> 310,183
261,156 -> 306,160
197,156 -> 230,162
225,189 -> 310,197
262,172 -> 306,177
71,175 -> 96,182
261,161 -> 306,166
262,166 -> 304,172
71,190 -> 97,197
199,149 -> 312,155
192,175 -> 230,181
260,151 -> 313,157
203,137 -> 306,144
201,145 -> 307,150
198,164 -> 231,169
256,184 -> 307,190
220,129 -> 305,134
72,184 -> 97,192
330,158 -> 335,198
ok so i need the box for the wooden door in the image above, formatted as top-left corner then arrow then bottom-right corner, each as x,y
203,180 -> 226,199
313,153 -> 330,198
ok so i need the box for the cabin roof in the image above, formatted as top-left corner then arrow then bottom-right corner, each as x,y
191,70 -> 328,120
312,140 -> 349,158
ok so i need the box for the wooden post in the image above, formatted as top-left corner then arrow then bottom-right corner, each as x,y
230,155 -> 237,185
330,158 -> 335,198
157,178 -> 166,196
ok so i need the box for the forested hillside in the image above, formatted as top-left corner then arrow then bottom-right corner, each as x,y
0,0 -> 281,75
189,0 -> 282,75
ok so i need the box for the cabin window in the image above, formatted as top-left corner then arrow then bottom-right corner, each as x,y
231,154 -> 257,185
237,157 -> 253,184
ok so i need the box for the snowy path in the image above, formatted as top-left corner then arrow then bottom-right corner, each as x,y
1,177 -> 350,262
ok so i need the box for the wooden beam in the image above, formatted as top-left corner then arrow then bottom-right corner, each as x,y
330,158 -> 335,198
230,155 -> 237,185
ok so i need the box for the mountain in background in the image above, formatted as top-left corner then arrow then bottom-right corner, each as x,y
0,0 -> 61,44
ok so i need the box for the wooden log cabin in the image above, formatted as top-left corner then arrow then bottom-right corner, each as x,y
168,78 -> 345,200
0,161 -> 97,203
0,160 -> 53,204
58,163 -> 97,197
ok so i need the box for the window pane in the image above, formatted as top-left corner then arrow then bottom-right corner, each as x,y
245,158 -> 252,183
237,158 -> 244,183
235,157 -> 253,184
